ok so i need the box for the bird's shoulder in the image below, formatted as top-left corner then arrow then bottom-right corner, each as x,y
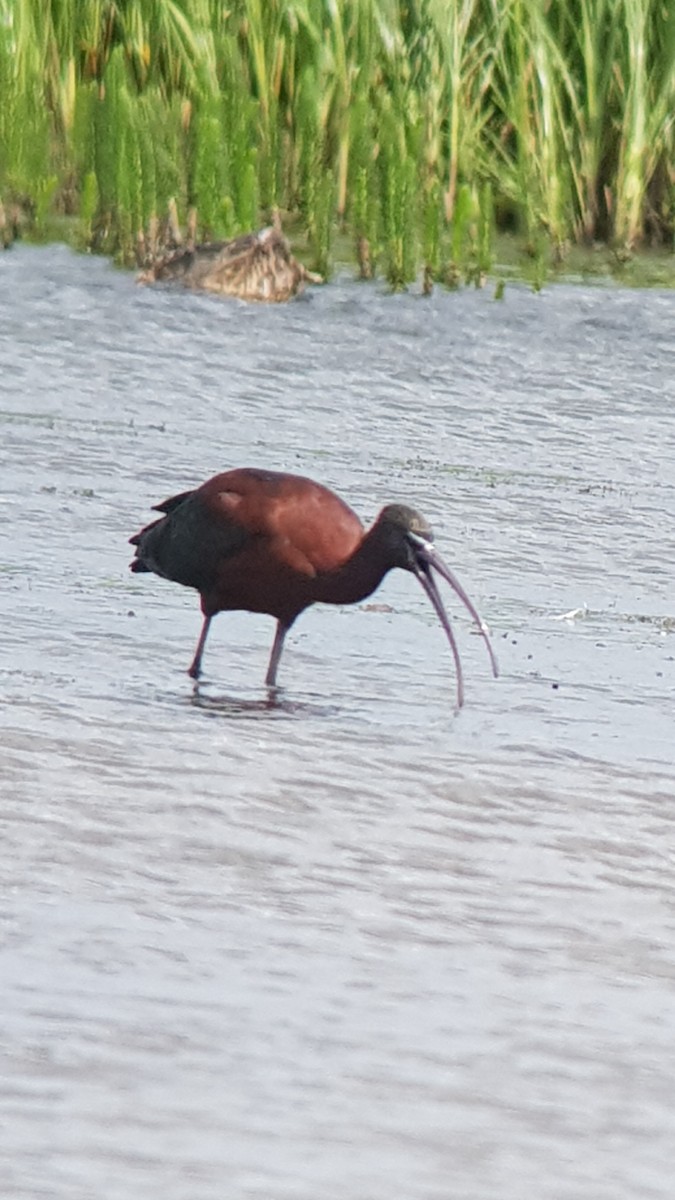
197,469 -> 364,572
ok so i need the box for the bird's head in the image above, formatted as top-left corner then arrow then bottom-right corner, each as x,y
375,503 -> 499,709
376,504 -> 435,569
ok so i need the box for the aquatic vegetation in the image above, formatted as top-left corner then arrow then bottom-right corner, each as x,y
0,0 -> 672,281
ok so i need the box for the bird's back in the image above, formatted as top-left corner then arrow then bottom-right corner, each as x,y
200,468 -> 364,571
129,468 -> 365,611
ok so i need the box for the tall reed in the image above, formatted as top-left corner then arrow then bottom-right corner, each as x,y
612,0 -> 675,247
1,0 -> 672,276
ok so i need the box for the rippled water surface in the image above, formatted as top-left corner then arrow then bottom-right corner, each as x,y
2,244 -> 675,1199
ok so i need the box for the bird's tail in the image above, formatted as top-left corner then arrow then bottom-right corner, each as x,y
129,520 -> 161,572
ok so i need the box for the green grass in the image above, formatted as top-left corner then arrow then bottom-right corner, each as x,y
0,0 -> 673,287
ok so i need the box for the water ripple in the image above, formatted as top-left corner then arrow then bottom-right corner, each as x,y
1,246 -> 675,1199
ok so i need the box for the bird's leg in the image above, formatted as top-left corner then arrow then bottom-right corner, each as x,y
265,620 -> 288,688
188,614 -> 212,679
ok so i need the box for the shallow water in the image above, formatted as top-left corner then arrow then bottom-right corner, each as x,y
1,244 -> 675,1199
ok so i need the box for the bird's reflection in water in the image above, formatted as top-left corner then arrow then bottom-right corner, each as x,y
189,681 -> 338,720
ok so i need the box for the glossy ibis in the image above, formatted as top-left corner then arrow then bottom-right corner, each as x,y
129,468 -> 498,707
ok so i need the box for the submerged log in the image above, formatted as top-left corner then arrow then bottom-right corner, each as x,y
137,226 -> 322,302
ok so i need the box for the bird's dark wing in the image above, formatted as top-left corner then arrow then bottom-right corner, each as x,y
152,489 -> 195,515
130,489 -> 250,591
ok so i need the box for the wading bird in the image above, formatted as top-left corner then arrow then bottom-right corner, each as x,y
129,468 -> 498,707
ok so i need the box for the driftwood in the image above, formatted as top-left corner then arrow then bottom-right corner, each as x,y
137,225 -> 322,302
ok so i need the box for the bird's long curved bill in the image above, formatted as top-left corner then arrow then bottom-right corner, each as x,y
411,539 -> 499,709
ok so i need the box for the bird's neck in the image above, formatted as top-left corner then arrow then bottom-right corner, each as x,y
312,526 -> 393,606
